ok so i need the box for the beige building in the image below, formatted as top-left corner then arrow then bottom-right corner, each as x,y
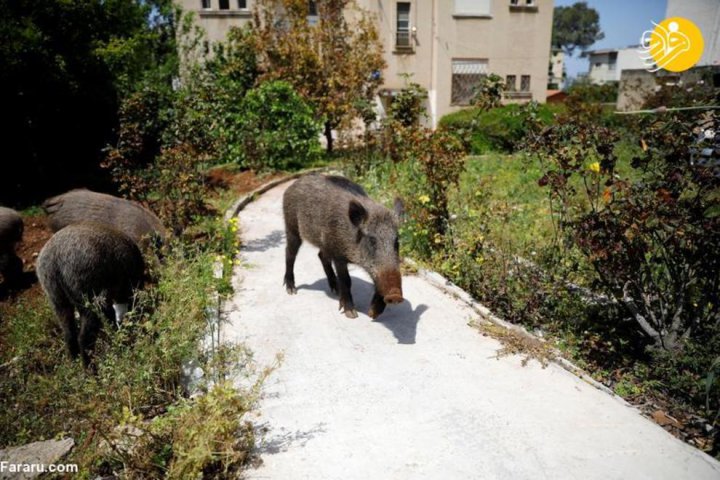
177,0 -> 554,126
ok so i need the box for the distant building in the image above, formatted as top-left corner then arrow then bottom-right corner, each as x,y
548,48 -> 565,90
581,46 -> 646,85
616,0 -> 720,111
177,0 -> 554,127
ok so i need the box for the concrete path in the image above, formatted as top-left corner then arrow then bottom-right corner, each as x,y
225,180 -> 720,480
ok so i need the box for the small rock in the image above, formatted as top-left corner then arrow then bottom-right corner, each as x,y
0,438 -> 74,479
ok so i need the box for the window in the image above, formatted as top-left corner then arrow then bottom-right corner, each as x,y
308,0 -> 317,15
238,0 -> 247,8
520,75 -> 531,92
455,0 -> 491,16
219,0 -> 229,10
201,0 -> 211,9
451,59 -> 488,105
506,75 -> 516,92
396,3 -> 411,49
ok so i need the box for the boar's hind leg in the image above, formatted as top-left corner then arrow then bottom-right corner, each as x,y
283,229 -> 302,294
77,306 -> 102,368
53,300 -> 80,360
334,259 -> 358,319
318,251 -> 338,294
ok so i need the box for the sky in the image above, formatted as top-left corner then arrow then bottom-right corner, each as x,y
555,0 -> 668,79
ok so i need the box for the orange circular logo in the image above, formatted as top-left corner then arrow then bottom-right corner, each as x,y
640,17 -> 704,72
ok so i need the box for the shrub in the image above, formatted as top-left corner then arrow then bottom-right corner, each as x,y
471,73 -> 505,111
226,80 -> 322,171
439,103 -> 561,154
566,79 -> 618,103
529,107 -> 720,352
388,79 -> 427,127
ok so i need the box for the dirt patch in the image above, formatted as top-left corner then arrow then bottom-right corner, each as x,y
0,214 -> 52,305
206,168 -> 285,196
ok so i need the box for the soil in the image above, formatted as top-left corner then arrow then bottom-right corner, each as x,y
205,168 -> 285,195
0,214 -> 52,305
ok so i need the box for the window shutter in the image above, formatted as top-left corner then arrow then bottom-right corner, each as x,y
454,0 -> 491,15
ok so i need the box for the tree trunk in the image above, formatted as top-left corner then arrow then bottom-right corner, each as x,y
324,121 -> 334,154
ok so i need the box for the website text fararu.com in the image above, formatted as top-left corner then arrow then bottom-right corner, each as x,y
1,461 -> 78,475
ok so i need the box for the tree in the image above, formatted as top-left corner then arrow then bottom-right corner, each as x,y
253,0 -> 386,153
552,2 -> 604,56
0,0 -> 178,205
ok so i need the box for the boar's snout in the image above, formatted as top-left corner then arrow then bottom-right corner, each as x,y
378,269 -> 404,304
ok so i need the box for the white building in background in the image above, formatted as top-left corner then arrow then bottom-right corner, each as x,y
581,46 -> 646,84
666,0 -> 720,67
548,48 -> 565,89
177,0 -> 554,127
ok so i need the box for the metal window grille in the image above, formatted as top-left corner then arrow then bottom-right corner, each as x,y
506,75 -> 517,92
219,0 -> 229,9
451,60 -> 489,105
238,0 -> 247,9
520,75 -> 531,91
309,0 -> 317,16
396,3 -> 411,49
201,0 -> 211,9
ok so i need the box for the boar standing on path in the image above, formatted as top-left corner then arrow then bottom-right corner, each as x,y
0,207 -> 24,287
43,189 -> 167,248
37,224 -> 145,366
283,174 -> 404,319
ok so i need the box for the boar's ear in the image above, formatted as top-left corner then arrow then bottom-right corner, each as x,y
393,197 -> 406,223
348,200 -> 367,227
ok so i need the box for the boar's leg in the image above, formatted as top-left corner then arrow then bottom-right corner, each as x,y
78,306 -> 102,368
318,250 -> 338,295
283,229 -> 302,294
45,287 -> 80,359
368,291 -> 386,320
334,258 -> 358,319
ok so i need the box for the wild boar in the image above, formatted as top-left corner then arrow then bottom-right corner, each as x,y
0,207 -> 24,287
283,174 -> 404,319
36,223 -> 145,366
43,189 -> 167,249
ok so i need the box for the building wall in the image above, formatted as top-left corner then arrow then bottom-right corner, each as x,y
587,52 -> 618,83
177,0 -> 554,127
549,49 -> 565,89
617,47 -> 645,75
666,0 -> 720,67
178,0 -> 253,44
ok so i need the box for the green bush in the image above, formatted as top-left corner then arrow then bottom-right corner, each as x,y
225,80 -> 322,171
439,103 -> 561,154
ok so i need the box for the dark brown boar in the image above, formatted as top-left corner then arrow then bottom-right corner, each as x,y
0,207 -> 24,286
283,174 -> 404,319
43,189 -> 167,248
36,223 -> 145,366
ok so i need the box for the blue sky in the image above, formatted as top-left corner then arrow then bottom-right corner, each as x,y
555,0 -> 668,79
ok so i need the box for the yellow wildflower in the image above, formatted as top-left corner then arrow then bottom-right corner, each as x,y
588,162 -> 601,173
418,194 -> 430,204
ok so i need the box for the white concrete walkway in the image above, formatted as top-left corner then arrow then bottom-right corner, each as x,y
225,180 -> 720,480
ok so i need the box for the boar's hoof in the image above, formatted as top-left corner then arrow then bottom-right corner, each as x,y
339,300 -> 358,319
286,286 -> 298,295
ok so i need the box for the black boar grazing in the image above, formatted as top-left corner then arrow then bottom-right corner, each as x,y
283,174 -> 404,319
0,207 -> 24,287
36,224 -> 145,366
43,189 -> 167,249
